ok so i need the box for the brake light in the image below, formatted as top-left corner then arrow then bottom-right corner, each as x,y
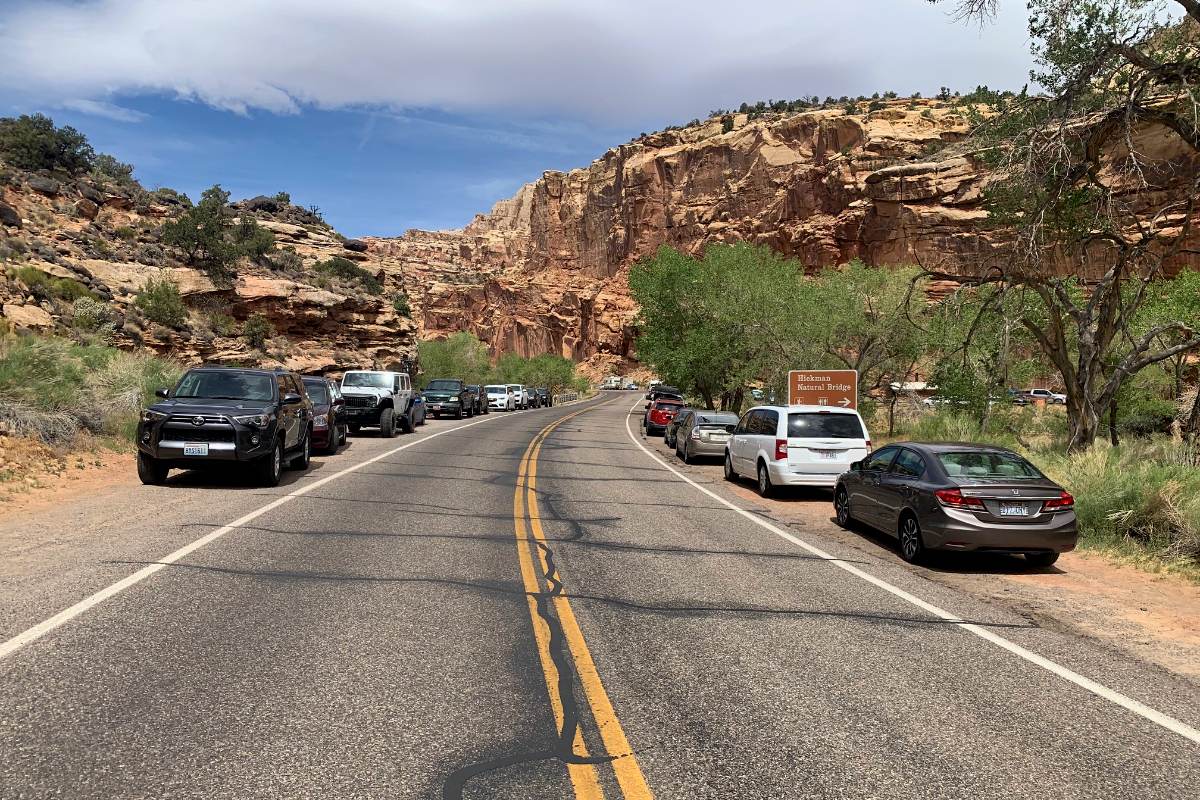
865,439 -> 872,451
1042,491 -> 1075,511
690,428 -> 701,439
934,488 -> 986,511
775,439 -> 788,460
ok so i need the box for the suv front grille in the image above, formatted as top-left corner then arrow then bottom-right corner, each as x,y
169,414 -> 227,424
344,395 -> 376,408
161,426 -> 236,443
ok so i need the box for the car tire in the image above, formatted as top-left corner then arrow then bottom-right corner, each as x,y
257,440 -> 284,487
724,452 -> 737,482
898,513 -> 927,564
290,430 -> 311,470
379,407 -> 395,438
1024,551 -> 1060,568
322,428 -> 339,456
400,406 -> 414,433
679,441 -> 692,464
835,487 -> 853,528
137,452 -> 168,485
756,461 -> 774,498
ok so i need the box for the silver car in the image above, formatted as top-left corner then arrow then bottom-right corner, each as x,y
834,442 -> 1077,567
673,410 -> 739,463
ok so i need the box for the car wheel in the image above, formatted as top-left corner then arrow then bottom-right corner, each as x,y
257,440 -> 284,487
401,407 -> 415,433
835,487 -> 853,527
137,452 -> 169,485
1024,551 -> 1060,568
378,407 -> 395,437
680,441 -> 692,464
756,461 -> 774,498
898,514 -> 927,564
724,452 -> 737,482
323,429 -> 339,456
290,430 -> 311,470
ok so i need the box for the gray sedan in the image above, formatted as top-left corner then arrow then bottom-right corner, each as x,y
834,442 -> 1077,567
673,410 -> 739,463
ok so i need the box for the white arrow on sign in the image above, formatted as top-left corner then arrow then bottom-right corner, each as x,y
838,397 -> 852,407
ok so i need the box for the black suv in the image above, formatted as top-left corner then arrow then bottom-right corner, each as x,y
136,367 -> 315,487
422,378 -> 474,419
464,384 -> 488,415
533,388 -> 551,408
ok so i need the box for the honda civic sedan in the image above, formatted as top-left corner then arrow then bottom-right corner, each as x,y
834,442 -> 1077,567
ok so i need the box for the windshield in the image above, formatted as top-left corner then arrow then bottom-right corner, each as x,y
507,385 -> 521,391
696,413 -> 738,426
938,451 -> 1044,479
174,371 -> 274,402
787,412 -> 864,439
426,380 -> 460,392
303,382 -> 330,405
485,385 -> 508,394
343,372 -> 392,389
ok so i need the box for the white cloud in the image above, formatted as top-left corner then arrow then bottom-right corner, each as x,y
58,98 -> 148,122
0,0 -> 1034,122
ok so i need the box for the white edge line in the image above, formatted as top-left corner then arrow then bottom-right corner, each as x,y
621,397 -> 1200,745
0,398 -> 595,661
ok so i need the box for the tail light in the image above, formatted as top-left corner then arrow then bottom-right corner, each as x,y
1042,491 -> 1075,511
865,439 -> 872,451
775,439 -> 788,460
934,488 -> 986,511
690,428 -> 701,440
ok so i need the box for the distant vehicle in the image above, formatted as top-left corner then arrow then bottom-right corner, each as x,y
302,376 -> 347,455
625,381 -> 639,390
1026,388 -> 1066,405
674,410 -> 739,464
464,384 -> 489,415
486,384 -> 516,411
423,378 -> 474,419
647,385 -> 684,402
1007,388 -> 1030,406
725,405 -> 872,496
533,387 -> 551,407
834,442 -> 1077,567
643,397 -> 684,436
507,383 -> 530,410
136,367 -> 314,487
750,388 -> 765,401
601,376 -> 622,390
340,369 -> 416,436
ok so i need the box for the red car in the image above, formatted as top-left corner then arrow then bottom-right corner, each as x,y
302,376 -> 348,455
643,398 -> 684,436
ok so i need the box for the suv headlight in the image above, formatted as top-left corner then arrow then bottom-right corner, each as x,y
141,409 -> 168,423
313,414 -> 329,428
233,413 -> 273,429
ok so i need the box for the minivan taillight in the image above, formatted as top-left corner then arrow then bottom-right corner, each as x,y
775,439 -> 788,460
865,439 -> 872,452
934,488 -> 986,511
1042,491 -> 1075,511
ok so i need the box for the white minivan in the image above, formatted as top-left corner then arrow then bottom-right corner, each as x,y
724,405 -> 872,496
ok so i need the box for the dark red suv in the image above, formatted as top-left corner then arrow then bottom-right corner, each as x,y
644,398 -> 684,436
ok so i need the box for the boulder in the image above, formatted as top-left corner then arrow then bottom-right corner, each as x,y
2,303 -> 55,330
27,176 -> 61,196
77,184 -> 105,204
342,238 -> 369,252
103,195 -> 133,211
75,198 -> 100,220
0,201 -> 21,228
244,195 -> 281,213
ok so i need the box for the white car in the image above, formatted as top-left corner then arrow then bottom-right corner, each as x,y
506,383 -> 529,410
1026,388 -> 1066,405
724,404 -> 872,496
485,384 -> 516,411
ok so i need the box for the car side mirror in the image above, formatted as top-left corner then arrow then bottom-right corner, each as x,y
850,460 -> 863,471
155,387 -> 170,399
283,392 -> 303,405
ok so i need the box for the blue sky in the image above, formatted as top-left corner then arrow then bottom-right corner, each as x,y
0,1 -> 1035,238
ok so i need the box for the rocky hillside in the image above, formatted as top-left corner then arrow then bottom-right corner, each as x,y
0,169 -> 416,374
372,98 -> 1199,376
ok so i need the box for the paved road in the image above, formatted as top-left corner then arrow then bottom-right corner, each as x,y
1,391 -> 1197,799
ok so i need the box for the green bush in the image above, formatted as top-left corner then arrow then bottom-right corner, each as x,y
392,292 -> 412,317
71,297 -> 112,331
231,217 -> 275,261
243,312 -> 273,349
314,256 -> 382,295
270,246 -> 303,274
93,154 -> 135,187
113,226 -> 137,241
160,185 -> 239,283
9,265 -> 95,301
134,276 -> 187,329
0,114 -> 95,174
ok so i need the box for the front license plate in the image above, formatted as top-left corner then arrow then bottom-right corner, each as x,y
183,443 -> 209,457
432,404 -> 442,410
813,449 -> 839,460
1000,503 -> 1028,517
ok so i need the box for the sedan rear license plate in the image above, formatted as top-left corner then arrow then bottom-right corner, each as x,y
183,443 -> 209,457
813,449 -> 839,460
999,503 -> 1028,517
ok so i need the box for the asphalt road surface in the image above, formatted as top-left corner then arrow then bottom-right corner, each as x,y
1,391 -> 1197,799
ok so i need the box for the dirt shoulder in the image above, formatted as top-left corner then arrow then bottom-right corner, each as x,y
0,435 -> 137,519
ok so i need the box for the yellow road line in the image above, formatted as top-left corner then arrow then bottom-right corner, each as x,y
515,429 -> 604,800
523,412 -> 655,800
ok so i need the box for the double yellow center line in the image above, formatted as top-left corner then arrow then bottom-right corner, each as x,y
513,410 -> 654,800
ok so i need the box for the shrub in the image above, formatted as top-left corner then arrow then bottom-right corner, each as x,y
71,296 -> 112,331
160,184 -> 239,282
392,292 -> 412,317
314,256 -> 382,294
231,216 -> 275,261
0,114 -> 95,174
270,246 -> 303,274
243,312 -> 273,349
134,276 -> 187,329
273,191 -> 291,206
868,99 -> 887,112
93,154 -> 135,187
113,226 -> 137,241
9,265 -> 95,301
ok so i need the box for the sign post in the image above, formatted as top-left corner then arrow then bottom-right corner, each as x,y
787,370 -> 859,409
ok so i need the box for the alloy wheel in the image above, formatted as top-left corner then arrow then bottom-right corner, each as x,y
835,490 -> 849,526
900,517 -> 922,561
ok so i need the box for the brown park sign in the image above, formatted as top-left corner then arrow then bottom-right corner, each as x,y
787,370 -> 859,409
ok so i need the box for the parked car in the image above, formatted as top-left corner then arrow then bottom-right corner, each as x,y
834,442 -> 1077,567
533,387 -> 551,407
674,410 -> 739,464
647,385 -> 684,402
507,383 -> 530,410
643,397 -> 684,436
302,376 -> 347,455
423,378 -> 474,419
486,384 -> 516,411
625,382 -> 638,390
340,369 -> 416,436
411,393 -> 427,427
1027,388 -> 1067,405
136,366 -> 314,487
464,384 -> 489,415
663,408 -> 698,448
750,388 -> 765,401
1007,387 -> 1031,406
724,405 -> 872,496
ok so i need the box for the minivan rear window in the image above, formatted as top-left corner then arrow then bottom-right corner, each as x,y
787,412 -> 864,439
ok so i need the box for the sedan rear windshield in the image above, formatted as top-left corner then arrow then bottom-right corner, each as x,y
343,373 -> 392,388
174,371 -> 274,402
426,380 -> 461,391
937,451 -> 1043,479
787,412 -> 864,439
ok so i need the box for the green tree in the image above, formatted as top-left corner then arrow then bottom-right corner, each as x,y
160,185 -> 239,283
0,114 -> 95,173
416,332 -> 493,388
134,276 -> 187,329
